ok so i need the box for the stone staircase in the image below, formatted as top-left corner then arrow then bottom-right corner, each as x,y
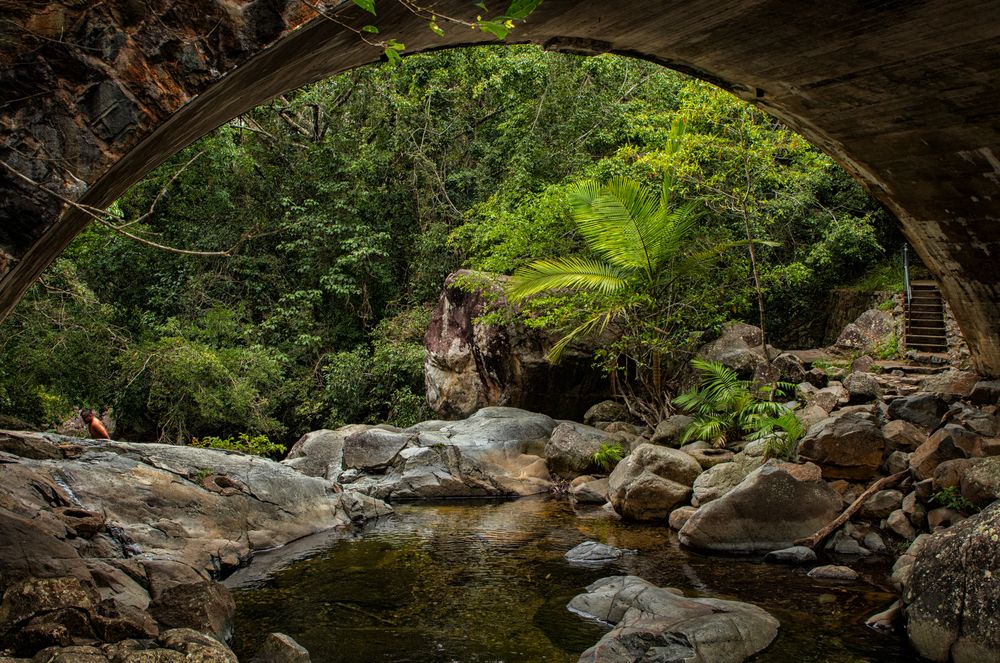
871,360 -> 949,402
905,280 -> 948,353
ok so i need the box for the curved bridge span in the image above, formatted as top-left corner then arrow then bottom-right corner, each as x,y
2,1 -> 1000,371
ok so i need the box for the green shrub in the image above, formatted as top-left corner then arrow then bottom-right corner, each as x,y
673,358 -> 793,448
929,486 -> 979,514
592,442 -> 626,471
191,433 -> 286,458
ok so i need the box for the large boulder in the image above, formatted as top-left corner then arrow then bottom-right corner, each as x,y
834,309 -> 894,353
910,425 -> 973,480
690,452 -> 763,506
396,408 -> 558,496
0,431 -> 392,657
904,502 -> 1000,663
797,412 -> 886,479
282,425 -> 370,479
607,443 -> 702,521
544,422 -> 612,479
570,576 -> 779,663
843,372 -> 882,404
349,445 -> 508,500
651,415 -> 694,446
960,457 -> 1000,507
678,461 -> 842,552
696,323 -> 768,376
888,393 -> 950,430
342,428 -> 415,473
423,270 -> 610,420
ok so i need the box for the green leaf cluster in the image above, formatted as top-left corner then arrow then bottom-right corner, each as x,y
673,359 -> 794,448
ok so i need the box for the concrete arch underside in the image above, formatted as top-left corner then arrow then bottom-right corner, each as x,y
2,1 -> 1000,372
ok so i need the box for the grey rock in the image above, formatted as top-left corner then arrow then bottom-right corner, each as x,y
251,633 -> 311,662
342,429 -> 415,472
859,489 -> 904,520
910,425 -> 971,480
863,530 -> 887,553
808,565 -> 859,580
668,506 -> 698,531
544,421 -> 612,479
825,530 -> 871,556
683,447 -> 734,469
884,450 -> 911,475
969,379 -> 1000,405
696,323 -> 767,376
564,541 -> 637,565
678,461 -> 841,552
764,546 -> 817,564
888,393 -> 950,430
961,457 -> 1000,507
282,426 -> 369,479
607,443 -> 701,521
927,507 -> 966,531
651,415 -> 694,446
798,413 -> 886,480
570,477 -> 609,504
691,453 -> 763,506
882,419 -> 926,453
887,509 -> 917,539
583,401 -> 631,426
904,502 -> 1000,663
843,372 -> 882,404
571,575 -> 779,663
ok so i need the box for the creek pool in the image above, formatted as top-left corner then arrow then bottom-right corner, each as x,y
225,497 -> 918,662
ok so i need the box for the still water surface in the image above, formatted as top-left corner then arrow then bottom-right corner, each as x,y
226,497 -> 917,662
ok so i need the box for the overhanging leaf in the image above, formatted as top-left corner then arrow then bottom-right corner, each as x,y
505,0 -> 541,19
352,0 -> 376,16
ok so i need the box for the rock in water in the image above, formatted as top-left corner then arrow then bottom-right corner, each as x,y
678,461 -> 841,552
569,576 -> 779,663
564,541 -> 637,565
607,443 -> 702,521
252,632 -> 312,662
904,502 -> 1000,663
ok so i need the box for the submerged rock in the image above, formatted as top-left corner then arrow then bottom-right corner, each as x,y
563,541 -> 637,565
569,575 -> 779,663
808,565 -> 859,581
764,546 -> 817,564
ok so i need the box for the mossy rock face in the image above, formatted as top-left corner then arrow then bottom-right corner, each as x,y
961,457 -> 1000,507
905,502 -> 1000,663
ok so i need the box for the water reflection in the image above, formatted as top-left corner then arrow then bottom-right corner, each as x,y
228,497 -> 917,662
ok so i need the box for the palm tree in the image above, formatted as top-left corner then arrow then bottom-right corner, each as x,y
506,119 -> 712,420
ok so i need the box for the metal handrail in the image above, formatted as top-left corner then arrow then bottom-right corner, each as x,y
902,243 -> 912,307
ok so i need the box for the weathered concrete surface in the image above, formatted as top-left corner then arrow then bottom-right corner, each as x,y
3,2 -> 1000,373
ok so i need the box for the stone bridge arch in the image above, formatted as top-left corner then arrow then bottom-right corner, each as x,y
3,1 -> 1000,372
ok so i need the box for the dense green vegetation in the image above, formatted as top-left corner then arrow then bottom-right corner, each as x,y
0,45 -> 899,442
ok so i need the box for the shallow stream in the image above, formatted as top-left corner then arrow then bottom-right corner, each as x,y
226,497 -> 917,662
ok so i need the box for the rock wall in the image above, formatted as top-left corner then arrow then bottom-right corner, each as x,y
423,271 -> 610,420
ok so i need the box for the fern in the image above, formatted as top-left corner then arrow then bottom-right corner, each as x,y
674,359 -> 795,448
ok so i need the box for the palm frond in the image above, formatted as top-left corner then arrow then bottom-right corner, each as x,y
570,177 -> 661,276
544,307 -> 622,364
507,257 -> 630,301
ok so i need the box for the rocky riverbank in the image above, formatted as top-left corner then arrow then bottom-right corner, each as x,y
0,433 -> 390,660
3,321 -> 999,661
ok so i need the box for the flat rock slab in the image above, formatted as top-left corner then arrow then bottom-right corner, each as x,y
564,541 -> 637,565
569,575 -> 779,663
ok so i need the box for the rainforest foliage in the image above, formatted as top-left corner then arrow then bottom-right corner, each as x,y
0,46 -> 899,442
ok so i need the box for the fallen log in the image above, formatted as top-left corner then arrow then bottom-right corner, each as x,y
795,469 -> 909,549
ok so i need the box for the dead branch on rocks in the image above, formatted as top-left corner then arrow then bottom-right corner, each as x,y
795,469 -> 909,550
